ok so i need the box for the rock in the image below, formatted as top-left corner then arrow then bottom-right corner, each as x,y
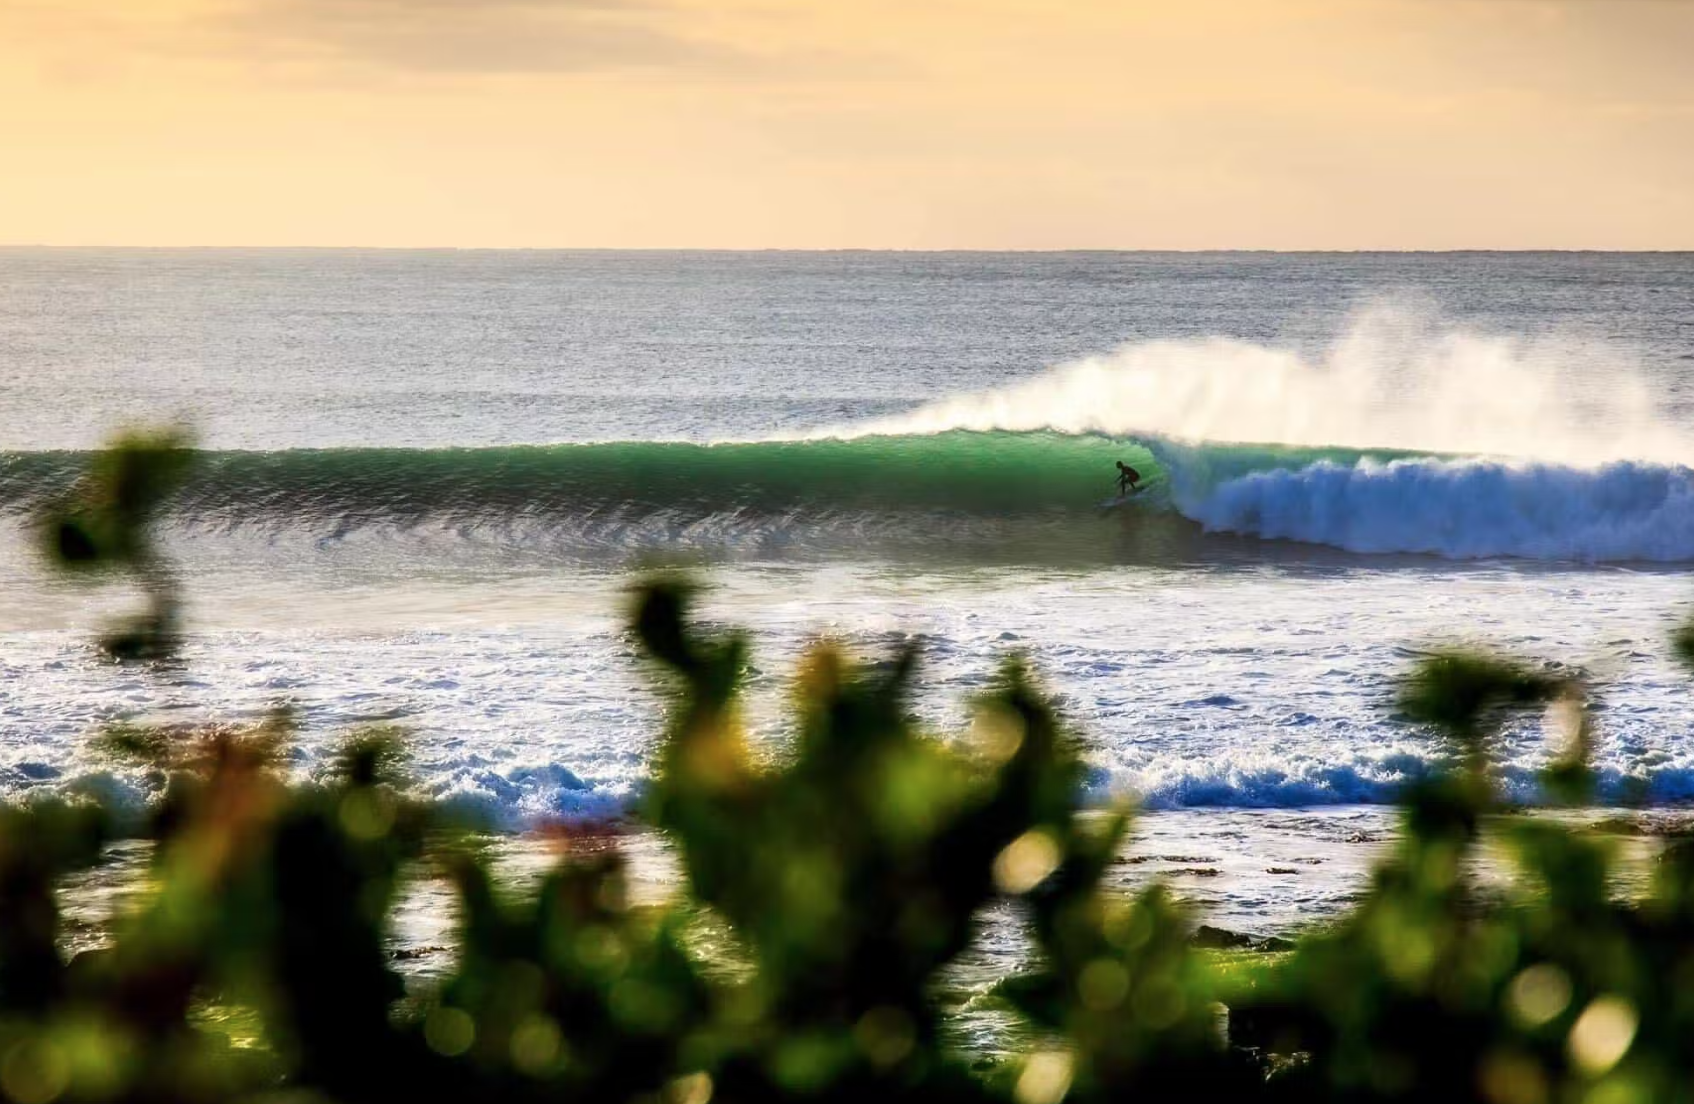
1194,926 -> 1296,953
391,945 -> 448,961
1194,925 -> 1254,949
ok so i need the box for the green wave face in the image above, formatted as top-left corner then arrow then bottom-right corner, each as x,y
0,431 -> 1418,522
0,433 -> 1150,519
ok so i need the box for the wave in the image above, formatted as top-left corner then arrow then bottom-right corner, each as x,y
6,432 -> 1694,563
5,305 -> 1689,563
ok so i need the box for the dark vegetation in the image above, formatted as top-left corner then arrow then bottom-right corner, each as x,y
4,435 -> 1694,1103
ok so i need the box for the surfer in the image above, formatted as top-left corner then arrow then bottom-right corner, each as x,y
1115,461 -> 1142,496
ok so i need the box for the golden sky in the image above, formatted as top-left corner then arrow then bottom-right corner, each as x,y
2,0 -> 1691,248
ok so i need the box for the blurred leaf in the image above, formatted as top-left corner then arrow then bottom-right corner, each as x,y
1672,616 -> 1694,675
1399,651 -> 1568,740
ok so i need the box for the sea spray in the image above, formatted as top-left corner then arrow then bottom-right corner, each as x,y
831,305 -> 1694,464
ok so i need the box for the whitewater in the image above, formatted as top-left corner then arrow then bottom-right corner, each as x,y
3,250 -> 1694,937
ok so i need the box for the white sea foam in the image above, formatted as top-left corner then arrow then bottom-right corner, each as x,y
1186,457 -> 1694,562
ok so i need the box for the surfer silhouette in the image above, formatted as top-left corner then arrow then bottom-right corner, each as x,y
1115,461 -> 1142,496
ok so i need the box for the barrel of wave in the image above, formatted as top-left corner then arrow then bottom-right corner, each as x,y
0,432 -> 1166,522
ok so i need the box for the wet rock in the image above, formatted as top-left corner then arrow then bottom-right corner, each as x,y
1193,926 -> 1295,953
391,945 -> 448,961
1194,925 -> 1254,949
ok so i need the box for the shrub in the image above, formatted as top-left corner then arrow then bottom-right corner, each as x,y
4,433 -> 1694,1104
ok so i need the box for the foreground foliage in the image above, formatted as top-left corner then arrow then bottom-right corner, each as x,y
4,437 -> 1694,1103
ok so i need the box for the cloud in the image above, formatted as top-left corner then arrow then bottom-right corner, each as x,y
204,0 -> 742,76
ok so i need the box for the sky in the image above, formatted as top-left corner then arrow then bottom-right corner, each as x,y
1,0 -> 1691,249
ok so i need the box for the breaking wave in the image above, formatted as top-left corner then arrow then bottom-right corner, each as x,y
1187,457 -> 1694,562
5,431 -> 1694,563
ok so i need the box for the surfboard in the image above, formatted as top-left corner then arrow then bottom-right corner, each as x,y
1097,492 -> 1140,510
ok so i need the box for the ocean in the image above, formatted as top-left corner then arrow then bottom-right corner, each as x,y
4,248 -> 1694,939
